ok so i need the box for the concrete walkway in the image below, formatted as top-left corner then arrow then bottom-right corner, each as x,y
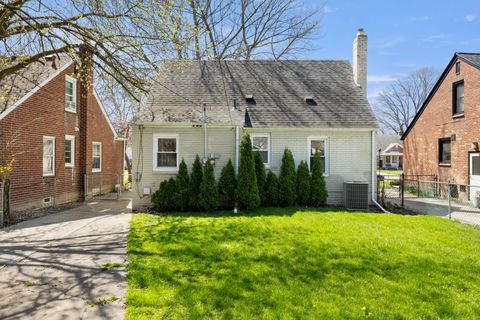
0,199 -> 132,320
388,196 -> 480,227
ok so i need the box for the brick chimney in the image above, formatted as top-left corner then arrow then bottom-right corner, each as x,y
78,44 -> 94,196
353,28 -> 367,96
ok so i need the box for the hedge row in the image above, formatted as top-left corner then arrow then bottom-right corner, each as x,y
151,131 -> 328,212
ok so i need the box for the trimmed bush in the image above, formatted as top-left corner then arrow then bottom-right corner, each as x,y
296,160 -> 311,206
151,178 -> 179,212
151,180 -> 168,211
278,148 -> 296,206
218,159 -> 236,208
199,160 -> 218,211
254,152 -> 266,204
176,159 -> 190,211
236,131 -> 260,209
189,155 -> 203,210
264,170 -> 279,207
310,152 -> 328,206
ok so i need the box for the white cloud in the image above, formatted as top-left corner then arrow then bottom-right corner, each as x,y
368,75 -> 397,84
367,88 -> 383,100
323,6 -> 333,13
466,14 -> 476,22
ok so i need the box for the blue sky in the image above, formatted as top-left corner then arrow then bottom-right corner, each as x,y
301,0 -> 480,101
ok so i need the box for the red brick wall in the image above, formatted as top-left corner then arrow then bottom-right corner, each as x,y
403,58 -> 480,192
0,63 -> 124,215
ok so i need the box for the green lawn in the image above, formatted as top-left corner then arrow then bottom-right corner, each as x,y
378,169 -> 403,175
127,208 -> 480,319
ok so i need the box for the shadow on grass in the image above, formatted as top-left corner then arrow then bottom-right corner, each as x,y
148,206 -> 347,218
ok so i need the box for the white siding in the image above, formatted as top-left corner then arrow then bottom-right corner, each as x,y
132,125 -> 374,208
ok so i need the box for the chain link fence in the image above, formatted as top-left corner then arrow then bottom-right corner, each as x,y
378,173 -> 480,225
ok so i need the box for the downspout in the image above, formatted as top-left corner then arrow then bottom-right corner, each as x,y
203,104 -> 208,159
371,130 -> 391,213
235,126 -> 240,172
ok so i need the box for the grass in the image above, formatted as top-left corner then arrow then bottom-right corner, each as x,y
101,262 -> 127,271
378,169 -> 403,175
127,208 -> 480,319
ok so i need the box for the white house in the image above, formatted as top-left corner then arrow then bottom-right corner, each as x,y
131,29 -> 378,209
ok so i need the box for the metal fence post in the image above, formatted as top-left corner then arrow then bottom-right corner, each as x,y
448,182 -> 452,220
84,174 -> 88,202
401,173 -> 405,209
417,178 -> 420,198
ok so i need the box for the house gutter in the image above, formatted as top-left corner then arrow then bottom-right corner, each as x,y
371,130 -> 391,214
235,126 -> 240,171
203,104 -> 208,159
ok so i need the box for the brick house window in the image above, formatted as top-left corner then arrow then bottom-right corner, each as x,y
439,138 -> 451,165
308,137 -> 329,176
153,134 -> 179,171
92,142 -> 102,172
65,135 -> 75,167
43,136 -> 55,176
453,81 -> 464,115
251,134 -> 270,166
455,62 -> 461,75
65,75 -> 77,113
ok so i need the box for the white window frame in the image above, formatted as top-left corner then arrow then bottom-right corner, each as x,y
307,136 -> 329,177
251,133 -> 271,167
65,75 -> 77,113
43,136 -> 56,177
65,135 -> 75,167
92,142 -> 102,173
153,134 -> 179,172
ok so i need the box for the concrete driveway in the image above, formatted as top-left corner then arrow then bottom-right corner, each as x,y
0,199 -> 132,320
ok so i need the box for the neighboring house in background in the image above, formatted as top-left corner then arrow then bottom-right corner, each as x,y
131,29 -> 378,209
402,52 -> 480,202
0,55 -> 125,220
377,135 -> 403,169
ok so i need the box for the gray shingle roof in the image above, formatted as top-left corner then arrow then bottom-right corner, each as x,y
137,60 -> 378,129
0,56 -> 73,114
457,53 -> 480,69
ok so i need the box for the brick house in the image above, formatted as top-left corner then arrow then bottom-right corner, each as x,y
0,55 -> 125,220
402,52 -> 480,201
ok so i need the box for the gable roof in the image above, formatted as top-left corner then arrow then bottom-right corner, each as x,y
136,60 -> 378,129
401,52 -> 480,140
377,134 -> 402,151
0,56 -> 73,119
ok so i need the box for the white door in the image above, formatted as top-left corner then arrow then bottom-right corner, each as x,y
469,153 -> 480,200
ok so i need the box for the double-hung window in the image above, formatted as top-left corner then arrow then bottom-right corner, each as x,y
65,75 -> 77,113
92,142 -> 102,172
439,138 -> 451,165
251,134 -> 270,166
153,134 -> 179,171
453,81 -> 464,116
308,137 -> 328,175
65,135 -> 75,167
43,136 -> 55,176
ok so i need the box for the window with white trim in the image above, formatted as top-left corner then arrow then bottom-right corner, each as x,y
65,75 -> 77,113
65,135 -> 75,167
251,134 -> 270,166
308,137 -> 328,175
43,136 -> 55,176
153,134 -> 179,171
92,142 -> 102,172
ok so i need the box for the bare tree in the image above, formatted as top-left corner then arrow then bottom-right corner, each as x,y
144,0 -> 322,60
0,0 -> 174,97
374,67 -> 440,135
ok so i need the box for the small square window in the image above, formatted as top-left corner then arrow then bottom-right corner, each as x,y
453,81 -> 464,116
439,138 -> 451,165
